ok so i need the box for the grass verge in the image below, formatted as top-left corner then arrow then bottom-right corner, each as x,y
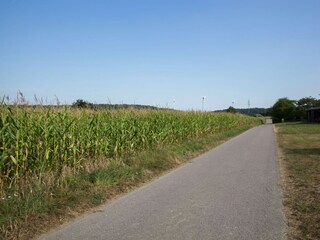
275,123 -> 320,240
1,125 -> 256,240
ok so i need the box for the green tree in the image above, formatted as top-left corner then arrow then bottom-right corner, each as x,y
227,106 -> 237,114
297,97 -> 318,108
296,97 -> 319,120
72,99 -> 89,108
270,98 -> 297,123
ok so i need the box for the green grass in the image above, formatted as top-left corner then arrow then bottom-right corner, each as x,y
0,106 -> 261,239
275,123 -> 320,240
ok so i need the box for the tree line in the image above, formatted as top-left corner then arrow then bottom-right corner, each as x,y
72,97 -> 320,123
269,97 -> 320,123
72,99 -> 166,110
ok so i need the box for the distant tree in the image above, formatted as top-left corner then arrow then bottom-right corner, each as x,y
270,98 -> 297,123
72,99 -> 89,108
227,106 -> 237,114
296,97 -> 319,120
297,97 -> 318,108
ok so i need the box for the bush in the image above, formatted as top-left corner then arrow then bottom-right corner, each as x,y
270,98 -> 297,123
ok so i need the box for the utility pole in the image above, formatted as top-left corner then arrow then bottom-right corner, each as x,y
202,96 -> 206,112
248,99 -> 251,114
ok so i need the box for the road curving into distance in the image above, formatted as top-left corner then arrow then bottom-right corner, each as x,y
40,122 -> 287,240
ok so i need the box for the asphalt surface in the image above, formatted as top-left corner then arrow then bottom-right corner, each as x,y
40,123 -> 287,240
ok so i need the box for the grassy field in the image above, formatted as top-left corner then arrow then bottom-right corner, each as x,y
0,105 -> 261,239
275,123 -> 320,240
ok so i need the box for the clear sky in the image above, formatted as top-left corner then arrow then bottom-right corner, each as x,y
1,0 -> 319,110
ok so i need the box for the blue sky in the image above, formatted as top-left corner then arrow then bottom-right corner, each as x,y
1,0 -> 319,110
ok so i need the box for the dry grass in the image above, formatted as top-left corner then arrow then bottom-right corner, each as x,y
275,123 -> 320,240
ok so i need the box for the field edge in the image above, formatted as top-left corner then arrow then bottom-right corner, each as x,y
1,124 -> 258,240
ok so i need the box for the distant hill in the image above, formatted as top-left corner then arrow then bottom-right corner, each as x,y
215,108 -> 270,116
70,99 -> 173,111
72,102 -> 170,111
93,103 -> 167,110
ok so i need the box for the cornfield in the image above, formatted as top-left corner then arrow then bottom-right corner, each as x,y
0,106 -> 261,188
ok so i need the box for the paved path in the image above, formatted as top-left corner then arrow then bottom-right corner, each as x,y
40,124 -> 287,240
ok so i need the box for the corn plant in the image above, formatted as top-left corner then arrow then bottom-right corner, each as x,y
0,105 -> 261,189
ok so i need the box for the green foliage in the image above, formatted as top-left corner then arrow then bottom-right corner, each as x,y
0,106 -> 260,190
227,106 -> 237,113
72,99 -> 89,108
270,96 -> 320,122
296,97 -> 320,120
270,98 -> 297,123
296,97 -> 319,108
